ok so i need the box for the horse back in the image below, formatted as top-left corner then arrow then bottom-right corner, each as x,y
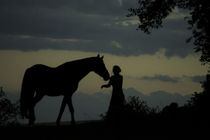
26,64 -> 78,96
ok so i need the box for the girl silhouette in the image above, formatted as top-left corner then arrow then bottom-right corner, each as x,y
101,65 -> 125,122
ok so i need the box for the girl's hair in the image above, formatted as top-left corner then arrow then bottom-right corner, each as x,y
113,65 -> 121,74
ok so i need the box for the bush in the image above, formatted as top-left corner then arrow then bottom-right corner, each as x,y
101,95 -> 160,127
0,87 -> 20,126
123,96 -> 160,123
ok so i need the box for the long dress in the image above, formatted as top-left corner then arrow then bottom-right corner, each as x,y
107,74 -> 125,120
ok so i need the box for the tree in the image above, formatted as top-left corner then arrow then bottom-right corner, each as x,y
0,87 -> 20,126
127,0 -> 210,65
188,74 -> 210,116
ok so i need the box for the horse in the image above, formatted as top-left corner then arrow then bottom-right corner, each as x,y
20,54 -> 110,126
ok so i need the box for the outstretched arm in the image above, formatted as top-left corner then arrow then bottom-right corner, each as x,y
101,79 -> 112,89
101,83 -> 111,89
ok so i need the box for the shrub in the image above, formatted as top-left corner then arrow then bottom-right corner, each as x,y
0,87 -> 20,126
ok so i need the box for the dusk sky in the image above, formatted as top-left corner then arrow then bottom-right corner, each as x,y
0,0 -> 208,101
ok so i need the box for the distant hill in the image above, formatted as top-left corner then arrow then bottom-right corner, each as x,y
6,88 -> 191,123
123,88 -> 191,108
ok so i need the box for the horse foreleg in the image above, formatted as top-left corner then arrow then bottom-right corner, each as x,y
56,96 -> 67,126
67,99 -> 75,125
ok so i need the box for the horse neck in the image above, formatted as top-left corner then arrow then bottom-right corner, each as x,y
63,58 -> 95,81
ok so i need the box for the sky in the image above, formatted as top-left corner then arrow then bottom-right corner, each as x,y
0,0 -> 208,121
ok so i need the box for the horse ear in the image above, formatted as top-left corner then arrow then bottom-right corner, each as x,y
97,54 -> 100,58
101,55 -> 104,60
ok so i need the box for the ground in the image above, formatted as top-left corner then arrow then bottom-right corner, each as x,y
1,120 -> 208,140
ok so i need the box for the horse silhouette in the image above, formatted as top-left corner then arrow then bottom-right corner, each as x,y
20,55 -> 110,126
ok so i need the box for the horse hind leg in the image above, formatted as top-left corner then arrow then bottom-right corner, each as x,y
67,98 -> 75,125
28,106 -> 35,126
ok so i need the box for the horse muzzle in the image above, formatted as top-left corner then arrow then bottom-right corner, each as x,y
103,75 -> 110,81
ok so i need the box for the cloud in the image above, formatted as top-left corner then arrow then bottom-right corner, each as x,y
166,7 -> 190,20
0,0 -> 194,57
16,35 -> 93,43
111,40 -> 123,49
139,75 -> 179,83
182,75 -> 206,83
191,75 -> 206,83
139,74 -> 207,84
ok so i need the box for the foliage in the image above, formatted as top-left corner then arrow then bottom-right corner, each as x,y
101,96 -> 160,123
124,96 -> 154,115
122,96 -> 160,127
0,87 -> 20,126
187,74 -> 210,119
128,0 -> 210,65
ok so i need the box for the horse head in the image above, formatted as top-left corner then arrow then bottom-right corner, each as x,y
93,54 -> 110,81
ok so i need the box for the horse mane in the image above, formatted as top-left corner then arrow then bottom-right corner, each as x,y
57,57 -> 97,68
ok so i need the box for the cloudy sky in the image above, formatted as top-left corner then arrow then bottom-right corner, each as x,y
0,0 -> 208,98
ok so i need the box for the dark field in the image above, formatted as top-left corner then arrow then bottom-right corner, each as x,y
1,120 -> 209,140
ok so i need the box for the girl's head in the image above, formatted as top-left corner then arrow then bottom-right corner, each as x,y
113,65 -> 121,75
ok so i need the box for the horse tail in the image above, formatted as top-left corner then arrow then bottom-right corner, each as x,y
20,68 -> 35,119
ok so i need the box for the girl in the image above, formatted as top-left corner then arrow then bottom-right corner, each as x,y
101,65 -> 125,122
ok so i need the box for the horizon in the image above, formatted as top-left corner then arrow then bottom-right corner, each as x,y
6,87 -> 191,123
